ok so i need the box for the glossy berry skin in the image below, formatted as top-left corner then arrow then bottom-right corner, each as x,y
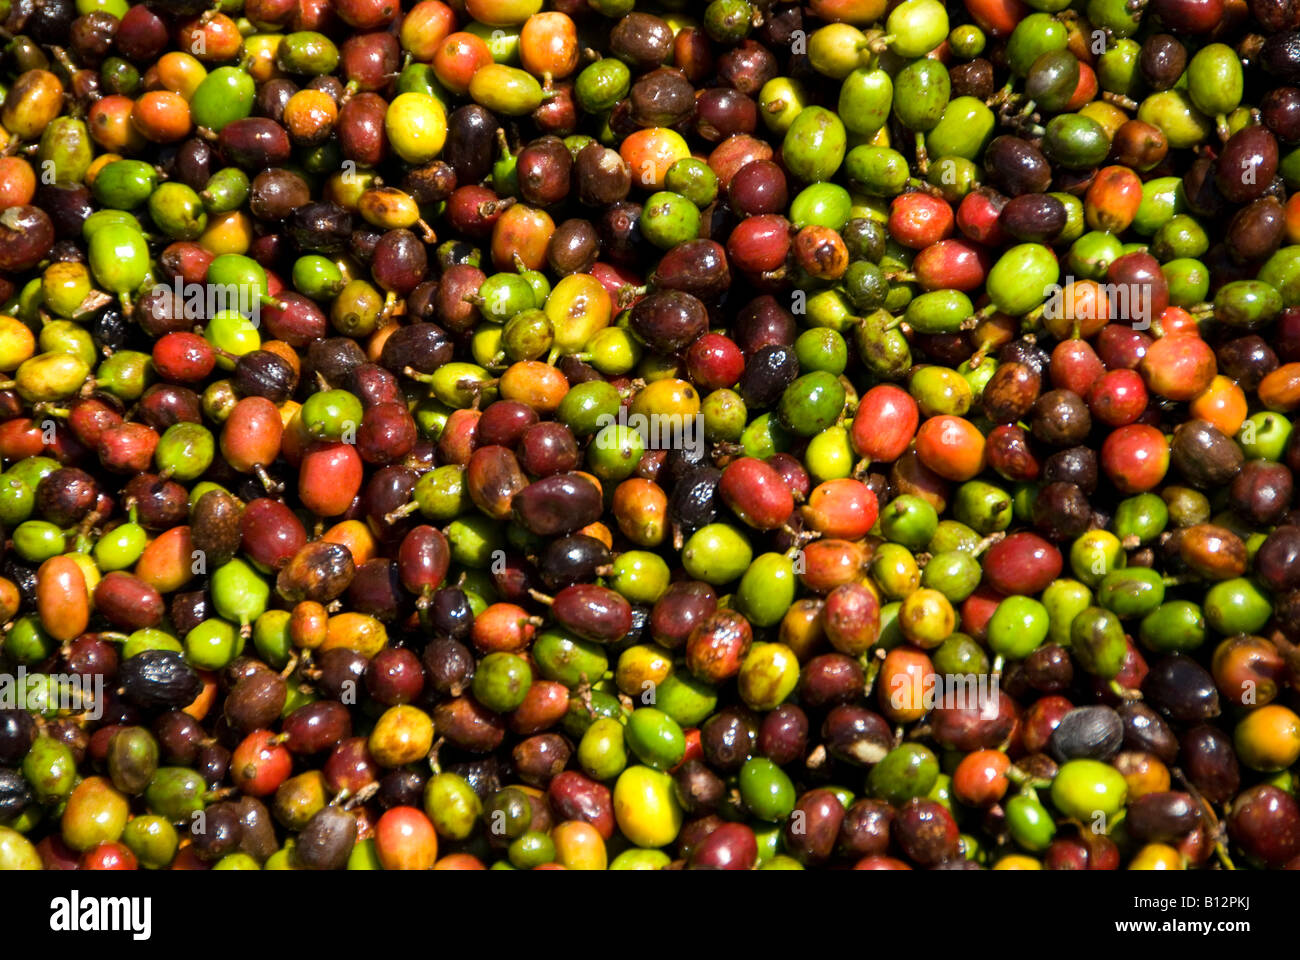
719,457 -> 795,531
1088,369 -> 1148,426
1101,424 -> 1170,493
1229,785 -> 1300,867
230,730 -> 292,797
685,334 -> 746,391
81,842 -> 138,870
803,480 -> 878,540
982,533 -> 1063,596
852,385 -> 919,463
1140,335 -> 1216,403
153,332 -> 217,383
889,194 -> 954,250
374,806 -> 438,870
915,416 -> 986,482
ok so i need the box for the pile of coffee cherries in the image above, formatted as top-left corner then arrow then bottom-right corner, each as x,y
3,0 -> 1300,871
